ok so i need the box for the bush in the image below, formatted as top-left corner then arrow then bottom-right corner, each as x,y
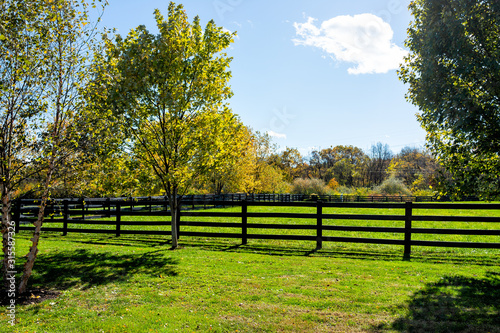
373,175 -> 412,196
327,178 -> 339,191
354,187 -> 371,196
412,188 -> 437,197
291,178 -> 329,195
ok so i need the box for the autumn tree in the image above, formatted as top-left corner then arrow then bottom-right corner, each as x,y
269,147 -> 304,182
240,131 -> 287,193
399,0 -> 500,198
198,116 -> 248,195
105,2 -> 236,248
387,146 -> 439,192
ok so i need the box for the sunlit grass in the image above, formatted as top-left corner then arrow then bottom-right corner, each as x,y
5,204 -> 499,332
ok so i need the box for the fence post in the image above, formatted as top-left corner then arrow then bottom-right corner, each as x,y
316,200 -> 323,250
106,198 -> 111,217
13,199 -> 21,234
176,203 -> 181,239
63,200 -> 69,236
116,202 -> 121,237
81,198 -> 85,220
242,200 -> 247,245
404,201 -> 412,259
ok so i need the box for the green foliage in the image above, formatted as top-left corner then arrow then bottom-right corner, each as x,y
412,188 -> 436,197
0,0 -> 111,292
433,139 -> 500,200
400,0 -> 500,199
104,2 -> 237,247
354,187 -> 371,196
308,145 -> 368,187
198,121 -> 250,195
0,0 -> 53,210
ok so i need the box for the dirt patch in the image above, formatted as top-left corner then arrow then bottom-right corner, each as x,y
1,288 -> 61,306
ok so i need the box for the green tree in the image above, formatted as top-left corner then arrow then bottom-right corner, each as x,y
308,145 -> 368,186
18,0 -> 108,294
0,0 -> 51,287
106,2 -> 236,248
399,0 -> 500,198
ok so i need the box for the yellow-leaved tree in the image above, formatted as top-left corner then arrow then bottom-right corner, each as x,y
104,2 -> 237,249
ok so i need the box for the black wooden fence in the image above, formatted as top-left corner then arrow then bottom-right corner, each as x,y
13,197 -> 500,257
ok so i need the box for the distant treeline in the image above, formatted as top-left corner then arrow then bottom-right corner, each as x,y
18,130 -> 441,199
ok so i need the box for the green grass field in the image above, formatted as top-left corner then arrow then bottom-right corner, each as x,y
2,204 -> 499,332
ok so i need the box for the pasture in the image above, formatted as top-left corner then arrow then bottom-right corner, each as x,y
1,203 -> 499,332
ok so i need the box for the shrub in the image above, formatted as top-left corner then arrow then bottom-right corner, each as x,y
373,175 -> 412,196
354,187 -> 371,196
334,186 -> 355,195
291,178 -> 329,195
327,178 -> 339,191
412,188 -> 437,197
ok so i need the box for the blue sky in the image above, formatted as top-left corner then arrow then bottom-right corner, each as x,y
99,0 -> 426,156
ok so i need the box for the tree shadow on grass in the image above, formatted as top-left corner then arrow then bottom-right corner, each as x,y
18,232 -> 499,266
28,248 -> 178,291
184,238 -> 499,266
35,233 -> 172,248
372,271 -> 500,332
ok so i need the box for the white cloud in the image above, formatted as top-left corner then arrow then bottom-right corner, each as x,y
292,14 -> 408,74
266,130 -> 287,139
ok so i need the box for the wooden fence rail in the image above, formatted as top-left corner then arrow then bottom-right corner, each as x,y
13,198 -> 500,258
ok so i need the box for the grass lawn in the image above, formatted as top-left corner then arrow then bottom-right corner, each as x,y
1,204 -> 499,332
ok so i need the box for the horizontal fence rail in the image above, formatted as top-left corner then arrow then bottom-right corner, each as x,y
13,193 -> 479,204
12,196 -> 500,257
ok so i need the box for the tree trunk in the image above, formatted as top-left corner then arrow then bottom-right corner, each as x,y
1,192 -> 12,289
17,198 -> 47,294
169,188 -> 179,249
18,168 -> 53,294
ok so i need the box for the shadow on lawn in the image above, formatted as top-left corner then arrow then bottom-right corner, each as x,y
39,233 -> 172,248
26,233 -> 499,266
28,248 -> 178,290
371,272 -> 500,333
185,239 -> 500,266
